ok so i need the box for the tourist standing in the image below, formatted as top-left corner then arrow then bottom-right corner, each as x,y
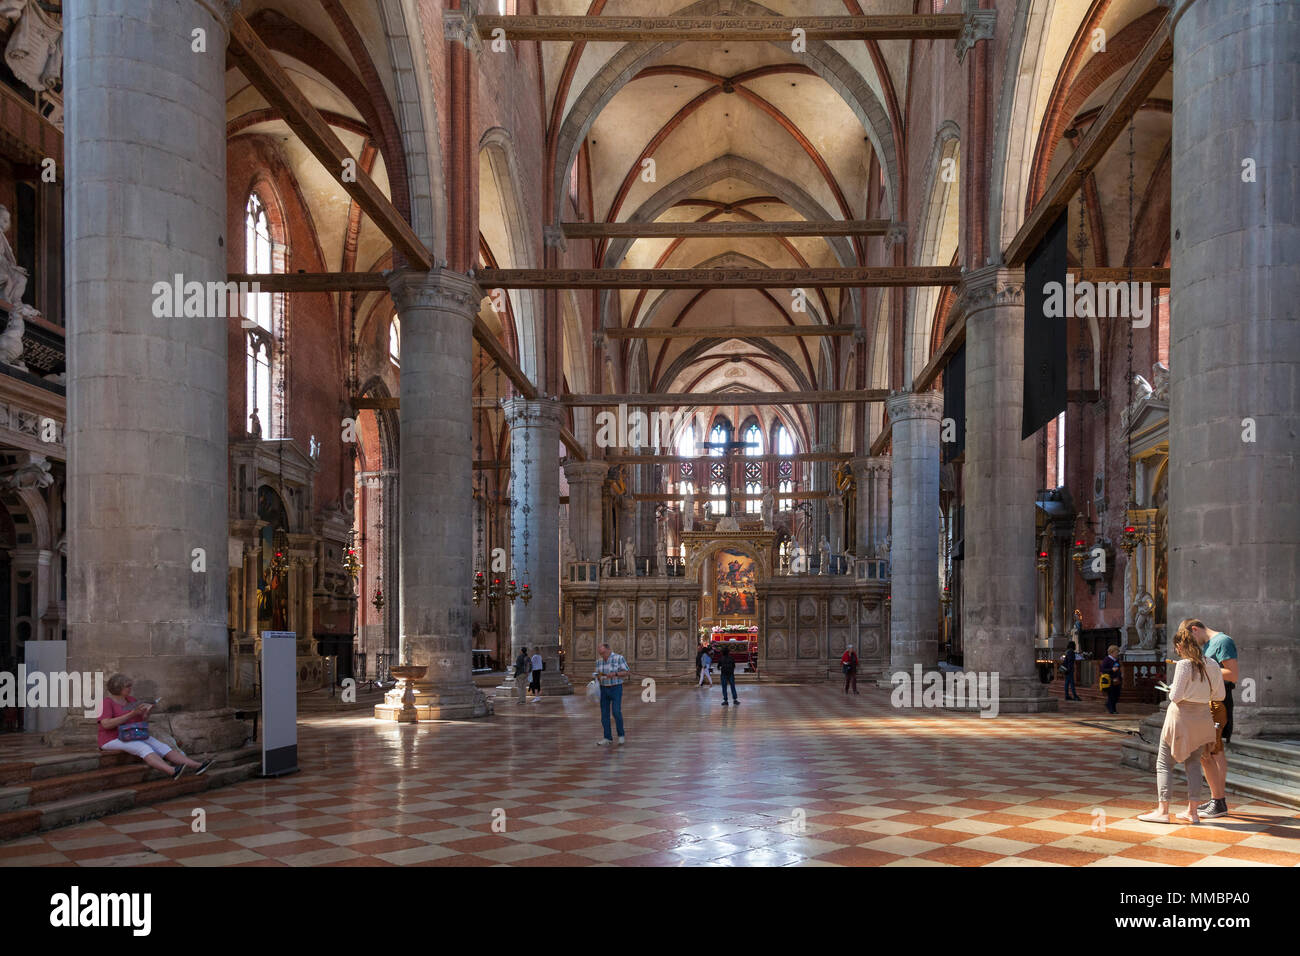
1100,644 -> 1123,713
514,646 -> 530,704
1137,625 -> 1224,825
695,642 -> 706,682
592,642 -> 629,745
841,645 -> 859,694
1062,641 -> 1082,701
718,647 -> 739,706
1188,619 -> 1238,819
698,647 -> 713,686
530,649 -> 543,701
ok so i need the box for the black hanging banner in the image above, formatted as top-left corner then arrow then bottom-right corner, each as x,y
1022,210 -> 1068,439
941,342 -> 965,463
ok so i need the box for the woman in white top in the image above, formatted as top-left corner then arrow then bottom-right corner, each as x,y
1138,622 -> 1226,825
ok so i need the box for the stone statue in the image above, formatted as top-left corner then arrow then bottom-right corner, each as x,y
0,305 -> 27,370
1151,361 -> 1170,400
761,485 -> 775,529
682,488 -> 695,532
818,535 -> 831,575
599,554 -> 612,578
844,553 -> 856,576
1134,592 -> 1156,650
0,206 -> 28,305
562,532 -> 577,567
1070,608 -> 1083,642
4,0 -> 61,93
623,537 -> 636,576
655,535 -> 667,577
248,408 -> 262,439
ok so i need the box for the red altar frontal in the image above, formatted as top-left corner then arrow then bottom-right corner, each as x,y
708,625 -> 758,667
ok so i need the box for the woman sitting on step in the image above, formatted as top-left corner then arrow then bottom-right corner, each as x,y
97,673 -> 213,779
1137,624 -> 1225,825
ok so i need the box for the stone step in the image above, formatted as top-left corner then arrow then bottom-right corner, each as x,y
1230,738 -> 1300,768
0,750 -> 134,786
0,744 -> 261,842
1119,738 -> 1300,812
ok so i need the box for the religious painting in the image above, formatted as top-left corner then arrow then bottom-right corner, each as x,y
715,548 -> 756,617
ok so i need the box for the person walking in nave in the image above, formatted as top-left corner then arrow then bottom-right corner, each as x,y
718,647 -> 739,706
698,647 -> 713,687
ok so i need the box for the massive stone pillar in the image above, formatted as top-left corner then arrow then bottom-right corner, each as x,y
1162,0 -> 1300,736
959,267 -> 1055,712
564,460 -> 607,563
376,270 -> 488,720
64,0 -> 246,749
885,392 -> 943,672
503,398 -> 572,695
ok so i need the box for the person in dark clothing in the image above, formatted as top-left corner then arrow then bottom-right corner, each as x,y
1062,641 -> 1082,701
718,647 -> 739,706
514,646 -> 530,704
1101,644 -> 1123,713
695,643 -> 706,682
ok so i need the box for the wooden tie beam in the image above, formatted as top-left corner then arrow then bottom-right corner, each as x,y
563,390 -> 887,407
561,220 -> 891,239
475,15 -> 965,42
605,324 -> 853,339
1003,12 -> 1173,266
227,13 -> 432,271
602,452 -> 850,465
478,267 -> 962,290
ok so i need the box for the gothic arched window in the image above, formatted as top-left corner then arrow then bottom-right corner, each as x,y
775,423 -> 796,511
244,192 -> 282,437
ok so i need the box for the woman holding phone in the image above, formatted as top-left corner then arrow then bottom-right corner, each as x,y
97,673 -> 213,778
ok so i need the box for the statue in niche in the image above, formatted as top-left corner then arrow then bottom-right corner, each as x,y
681,488 -> 695,532
599,554 -> 612,578
761,485 -> 775,529
623,537 -> 636,576
1134,592 -> 1156,650
655,535 -> 668,577
248,408 -> 262,439
0,206 -> 28,305
818,535 -> 831,575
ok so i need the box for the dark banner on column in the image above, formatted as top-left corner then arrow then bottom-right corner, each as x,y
941,342 -> 965,463
1022,210 -> 1068,439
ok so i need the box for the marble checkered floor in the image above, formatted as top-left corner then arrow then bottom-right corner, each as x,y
2,683 -> 1296,867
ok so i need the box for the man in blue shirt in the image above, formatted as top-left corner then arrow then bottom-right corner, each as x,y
592,642 -> 630,746
1188,620 -> 1238,818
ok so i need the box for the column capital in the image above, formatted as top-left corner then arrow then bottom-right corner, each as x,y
386,268 -> 482,316
563,459 -> 609,484
196,0 -> 238,38
957,265 -> 1025,317
885,390 -> 944,423
501,396 -> 564,431
444,1 -> 484,54
849,455 -> 891,479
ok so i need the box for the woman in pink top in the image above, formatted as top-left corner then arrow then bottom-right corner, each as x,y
1137,626 -> 1225,825
98,673 -> 212,779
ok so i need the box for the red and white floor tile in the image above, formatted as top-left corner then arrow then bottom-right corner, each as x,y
2,684 -> 1296,866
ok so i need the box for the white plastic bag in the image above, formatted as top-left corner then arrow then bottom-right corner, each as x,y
586,679 -> 600,702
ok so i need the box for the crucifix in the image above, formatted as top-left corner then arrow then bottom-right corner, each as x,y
700,434 -> 759,516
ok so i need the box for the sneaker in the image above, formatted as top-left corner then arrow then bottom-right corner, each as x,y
617,736 -> 625,745
1137,810 -> 1171,824
722,700 -> 729,706
194,758 -> 214,776
171,764 -> 185,779
733,699 -> 740,705
596,738 -> 611,746
1200,799 -> 1229,818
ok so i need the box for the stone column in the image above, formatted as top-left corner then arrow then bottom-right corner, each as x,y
1162,0 -> 1299,736
959,267 -> 1056,712
503,397 -> 572,695
564,460 -> 607,563
63,0 -> 247,750
885,392 -> 943,673
376,270 -> 488,720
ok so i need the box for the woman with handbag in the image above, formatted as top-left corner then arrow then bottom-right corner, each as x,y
1137,625 -> 1225,825
97,673 -> 213,779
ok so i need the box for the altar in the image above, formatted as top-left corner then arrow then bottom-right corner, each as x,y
561,524 -> 890,681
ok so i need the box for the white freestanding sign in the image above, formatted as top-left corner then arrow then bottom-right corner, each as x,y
23,641 -> 67,733
260,631 -> 298,776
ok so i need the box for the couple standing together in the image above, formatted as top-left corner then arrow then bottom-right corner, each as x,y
1139,619 -> 1238,824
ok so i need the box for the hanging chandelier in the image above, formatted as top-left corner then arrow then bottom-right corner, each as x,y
371,575 -> 385,611
1037,548 -> 1050,574
1120,506 -> 1154,555
473,569 -> 486,605
270,526 -> 290,581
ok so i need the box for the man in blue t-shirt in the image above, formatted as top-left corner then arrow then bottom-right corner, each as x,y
1190,620 -> 1238,818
